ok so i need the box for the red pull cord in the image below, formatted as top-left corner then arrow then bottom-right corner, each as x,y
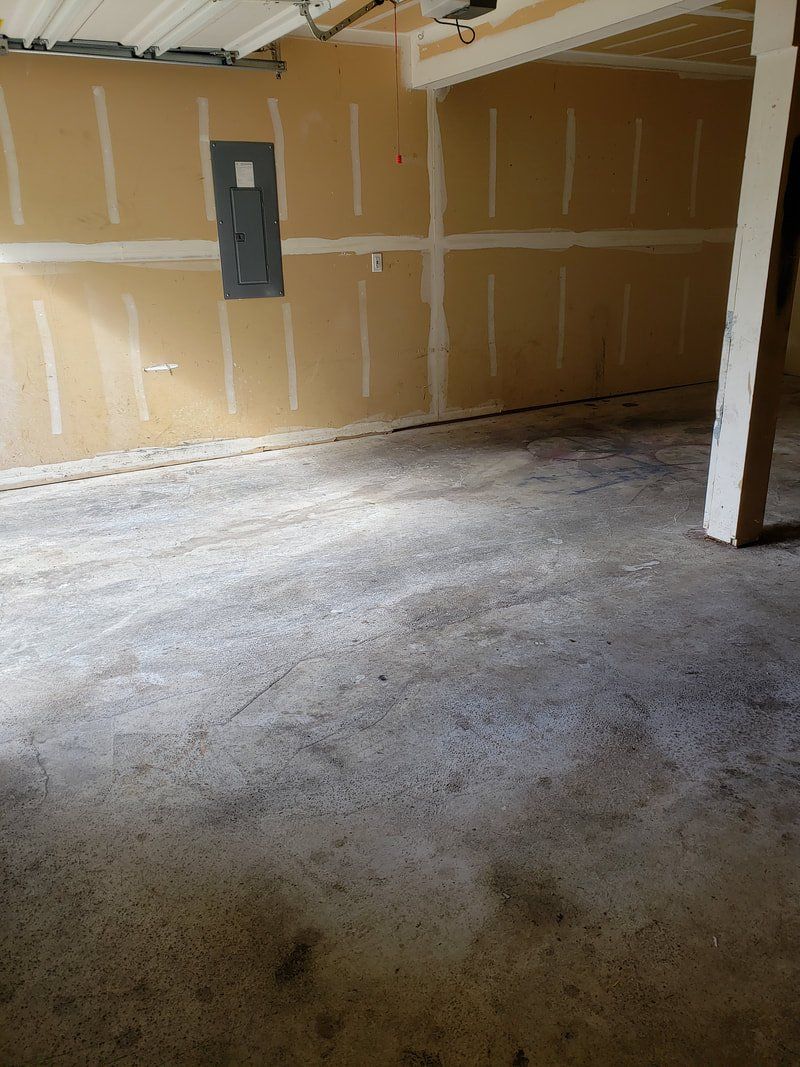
394,0 -> 402,163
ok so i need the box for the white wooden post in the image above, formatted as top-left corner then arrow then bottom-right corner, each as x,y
704,0 -> 800,546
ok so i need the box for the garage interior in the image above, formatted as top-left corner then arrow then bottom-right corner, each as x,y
1,0 -> 799,1063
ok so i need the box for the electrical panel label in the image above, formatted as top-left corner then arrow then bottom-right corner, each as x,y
235,161 -> 255,188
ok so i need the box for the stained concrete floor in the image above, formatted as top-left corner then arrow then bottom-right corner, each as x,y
1,381 -> 800,1066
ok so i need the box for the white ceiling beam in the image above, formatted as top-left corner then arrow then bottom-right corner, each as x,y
410,0 -> 725,89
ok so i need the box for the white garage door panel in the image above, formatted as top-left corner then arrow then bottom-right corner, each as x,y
0,0 -> 335,53
184,3 -> 290,49
1,0 -> 62,40
76,0 -> 177,42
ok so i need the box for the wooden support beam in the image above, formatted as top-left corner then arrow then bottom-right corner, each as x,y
704,0 -> 800,546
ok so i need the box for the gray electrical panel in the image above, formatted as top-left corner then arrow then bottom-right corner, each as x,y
211,140 -> 284,300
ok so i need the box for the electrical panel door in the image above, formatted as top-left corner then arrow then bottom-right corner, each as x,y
211,140 -> 284,299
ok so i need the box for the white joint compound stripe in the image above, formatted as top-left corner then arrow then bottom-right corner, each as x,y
33,300 -> 62,436
556,266 -> 567,369
358,279 -> 370,398
690,118 -> 703,219
84,283 -> 126,434
562,108 -> 576,217
197,97 -> 215,223
444,228 -> 734,251
426,89 -> 447,419
282,302 -> 298,411
350,103 -> 363,218
0,236 -> 428,264
268,98 -> 288,222
121,293 -> 149,422
619,282 -> 631,365
285,236 -> 428,255
487,273 -> 497,377
630,118 -> 643,215
0,281 -> 17,443
684,40 -> 752,61
217,300 -> 237,415
488,107 -> 497,220
0,229 -> 735,267
0,88 -> 23,226
679,276 -> 691,355
0,240 -> 219,264
644,26 -> 745,57
602,22 -> 698,51
92,87 -> 120,225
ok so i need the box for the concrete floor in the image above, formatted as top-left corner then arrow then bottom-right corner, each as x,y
1,381 -> 799,1066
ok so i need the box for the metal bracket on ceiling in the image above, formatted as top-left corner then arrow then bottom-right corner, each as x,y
298,0 -> 386,42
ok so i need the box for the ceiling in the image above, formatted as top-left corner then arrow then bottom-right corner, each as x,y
0,0 -> 755,76
315,0 -> 755,79
572,2 -> 755,72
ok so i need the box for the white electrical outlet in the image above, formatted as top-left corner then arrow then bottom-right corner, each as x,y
371,252 -> 383,273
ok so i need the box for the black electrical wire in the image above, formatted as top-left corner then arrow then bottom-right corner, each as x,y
433,16 -> 476,44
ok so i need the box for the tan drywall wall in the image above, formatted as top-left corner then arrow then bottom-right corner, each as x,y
438,62 -> 750,414
0,43 -> 750,483
0,40 -> 431,478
